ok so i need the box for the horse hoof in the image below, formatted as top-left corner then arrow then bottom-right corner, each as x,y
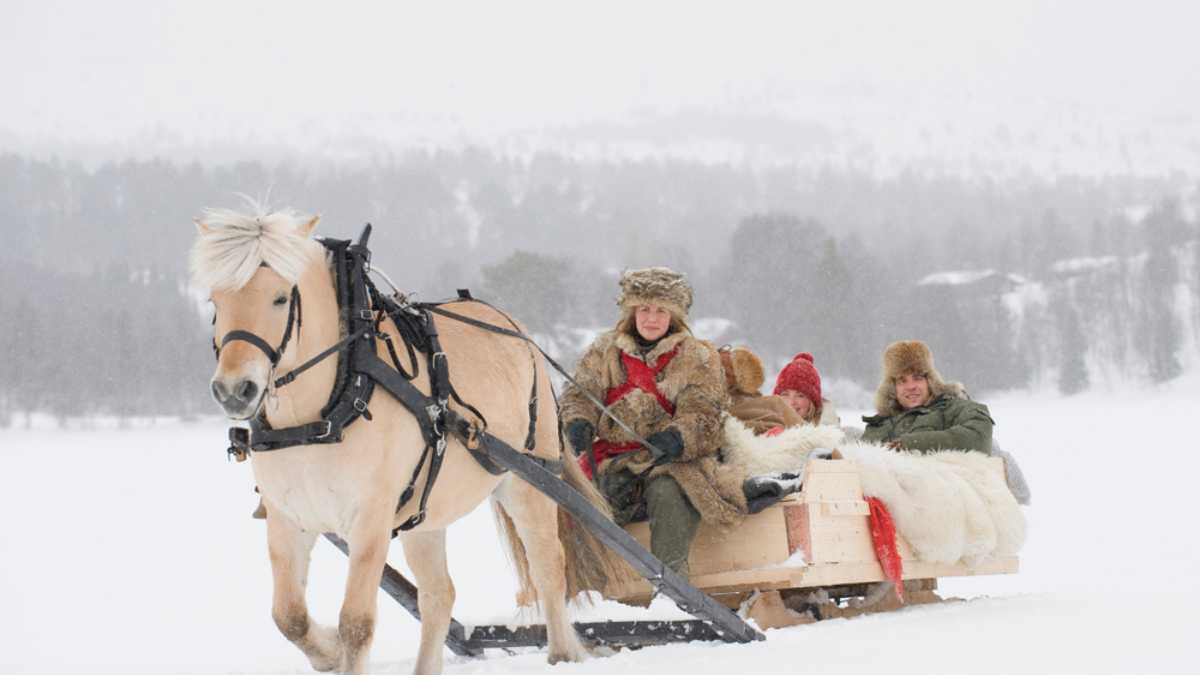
310,658 -> 340,673
547,649 -> 589,665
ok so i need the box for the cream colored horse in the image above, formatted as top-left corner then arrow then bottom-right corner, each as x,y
191,206 -> 624,675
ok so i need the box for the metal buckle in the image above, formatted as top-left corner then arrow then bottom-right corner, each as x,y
359,309 -> 374,321
426,403 -> 442,426
353,398 -> 368,413
314,421 -> 333,439
227,427 -> 250,462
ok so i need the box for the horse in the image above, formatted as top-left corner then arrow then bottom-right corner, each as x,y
190,205 -> 626,675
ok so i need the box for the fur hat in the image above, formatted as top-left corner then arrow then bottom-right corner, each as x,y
773,352 -> 822,405
617,266 -> 693,321
874,340 -> 948,414
718,346 -> 765,396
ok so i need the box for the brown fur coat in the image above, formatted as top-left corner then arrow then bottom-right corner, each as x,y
560,329 -> 747,530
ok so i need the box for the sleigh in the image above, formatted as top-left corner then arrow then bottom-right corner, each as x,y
605,454 -> 1019,628
349,450 -> 1019,654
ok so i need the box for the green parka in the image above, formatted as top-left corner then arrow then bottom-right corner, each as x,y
861,386 -> 994,454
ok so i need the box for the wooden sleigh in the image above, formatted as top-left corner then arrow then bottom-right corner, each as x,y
606,455 -> 1020,629
350,453 -> 1019,653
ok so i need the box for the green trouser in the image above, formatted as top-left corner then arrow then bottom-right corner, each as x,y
598,467 -> 701,577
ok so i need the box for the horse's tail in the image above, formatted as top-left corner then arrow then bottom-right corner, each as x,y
491,502 -> 537,607
556,449 -> 638,601
491,453 -> 637,607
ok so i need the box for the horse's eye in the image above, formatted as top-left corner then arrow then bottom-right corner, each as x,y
273,295 -> 288,306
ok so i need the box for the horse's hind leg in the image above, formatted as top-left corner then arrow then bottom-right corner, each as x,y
266,513 -> 342,671
400,529 -> 455,675
496,477 -> 589,664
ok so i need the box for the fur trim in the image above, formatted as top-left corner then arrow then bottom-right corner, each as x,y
837,442 -> 1026,567
874,340 -> 958,415
883,340 -> 937,380
718,346 -> 765,396
616,266 -> 693,320
613,329 -> 690,363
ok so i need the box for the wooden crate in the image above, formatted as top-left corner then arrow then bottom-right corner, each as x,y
607,457 -> 1018,602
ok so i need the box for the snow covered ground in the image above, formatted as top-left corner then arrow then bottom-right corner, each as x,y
2,375 -> 1197,674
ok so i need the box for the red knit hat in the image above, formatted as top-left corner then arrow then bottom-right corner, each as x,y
773,352 -> 822,404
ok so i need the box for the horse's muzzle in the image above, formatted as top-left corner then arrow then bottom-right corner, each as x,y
211,376 -> 263,419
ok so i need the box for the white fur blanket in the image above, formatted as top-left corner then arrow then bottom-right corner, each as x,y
722,415 -> 844,477
722,417 -> 1027,567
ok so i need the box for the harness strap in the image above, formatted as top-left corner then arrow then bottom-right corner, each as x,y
424,304 -> 676,469
220,329 -> 281,365
216,285 -> 301,366
234,237 -> 376,453
359,346 -> 510,537
218,233 -> 572,537
249,419 -> 333,450
274,326 -> 372,389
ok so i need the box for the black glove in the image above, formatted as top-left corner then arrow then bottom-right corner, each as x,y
743,471 -> 804,514
565,419 -> 594,457
644,428 -> 684,465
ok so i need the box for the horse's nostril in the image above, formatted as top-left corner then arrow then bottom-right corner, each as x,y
235,379 -> 259,404
211,380 -> 228,402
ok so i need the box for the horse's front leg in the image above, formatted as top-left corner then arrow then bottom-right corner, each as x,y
399,529 -> 455,675
266,511 -> 343,671
338,507 -> 394,675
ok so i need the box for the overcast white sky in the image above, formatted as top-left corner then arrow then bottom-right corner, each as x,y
3,0 -> 1199,168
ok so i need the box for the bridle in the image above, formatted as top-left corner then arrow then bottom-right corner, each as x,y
212,284 -> 303,373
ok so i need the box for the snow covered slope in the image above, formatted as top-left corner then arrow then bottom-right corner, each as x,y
1,376 -> 1196,674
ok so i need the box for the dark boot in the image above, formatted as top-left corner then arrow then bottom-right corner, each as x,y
645,474 -> 700,578
597,467 -> 647,526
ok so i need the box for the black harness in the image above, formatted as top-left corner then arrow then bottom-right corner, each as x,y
218,225 -> 555,533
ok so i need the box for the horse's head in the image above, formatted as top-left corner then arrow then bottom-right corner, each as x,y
190,205 -> 322,420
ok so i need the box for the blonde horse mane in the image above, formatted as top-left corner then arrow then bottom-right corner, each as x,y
190,200 -> 320,292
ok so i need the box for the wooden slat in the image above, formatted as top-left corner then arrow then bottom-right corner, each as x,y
801,473 -> 864,501
805,527 -> 876,563
784,503 -> 809,557
786,556 -> 1020,589
624,501 -> 793,577
821,500 -> 870,516
609,556 -> 1018,602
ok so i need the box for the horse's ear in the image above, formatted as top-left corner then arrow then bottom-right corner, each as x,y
300,215 -> 320,236
194,217 -> 211,235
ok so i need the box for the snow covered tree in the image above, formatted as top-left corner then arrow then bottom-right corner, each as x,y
1056,299 -> 1089,395
480,251 -> 576,334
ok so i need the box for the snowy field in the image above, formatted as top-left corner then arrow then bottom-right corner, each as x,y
2,376 -> 1197,675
